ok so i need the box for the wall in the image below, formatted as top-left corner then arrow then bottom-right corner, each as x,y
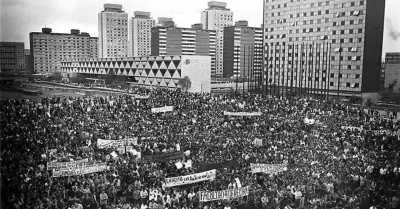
361,0 -> 386,92
384,64 -> 400,92
181,55 -> 211,92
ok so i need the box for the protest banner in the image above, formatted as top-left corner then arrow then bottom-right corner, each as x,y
133,94 -> 150,99
223,111 -> 262,117
304,118 -> 315,125
151,106 -> 174,113
250,163 -> 287,175
142,151 -> 184,162
198,186 -> 249,202
165,169 -> 216,187
341,126 -> 363,132
52,163 -> 107,177
253,138 -> 263,146
197,159 -> 239,172
46,158 -> 89,170
97,138 -> 137,149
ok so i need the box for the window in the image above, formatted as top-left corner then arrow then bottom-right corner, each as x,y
330,82 -> 334,86
360,1 -> 364,6
358,29 -> 363,33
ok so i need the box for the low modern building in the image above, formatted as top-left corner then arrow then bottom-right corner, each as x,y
60,55 -> 211,93
151,26 -> 216,75
30,28 -> 97,73
384,64 -> 400,92
0,42 -> 25,72
223,21 -> 263,83
386,52 -> 400,64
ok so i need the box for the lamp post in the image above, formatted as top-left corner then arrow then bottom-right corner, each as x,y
337,43 -> 342,101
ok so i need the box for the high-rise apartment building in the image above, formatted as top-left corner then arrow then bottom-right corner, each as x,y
223,21 -> 263,80
157,17 -> 175,27
24,49 -> 32,71
98,4 -> 129,58
385,52 -> 400,64
0,42 -> 25,72
129,11 -> 156,57
151,26 -> 216,73
201,1 -> 233,78
89,37 -> 98,58
263,0 -> 386,99
29,28 -> 96,73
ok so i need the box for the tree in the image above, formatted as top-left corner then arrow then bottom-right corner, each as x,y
70,73 -> 87,84
178,76 -> 191,92
105,70 -> 116,85
49,72 -> 63,81
388,80 -> 397,92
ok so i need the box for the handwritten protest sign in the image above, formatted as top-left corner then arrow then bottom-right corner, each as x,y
165,169 -> 216,187
151,106 -> 174,113
52,163 -> 107,177
47,158 -> 89,171
223,111 -> 262,117
198,186 -> 249,202
250,163 -> 287,175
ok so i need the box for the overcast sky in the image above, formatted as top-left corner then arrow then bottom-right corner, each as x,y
1,0 -> 399,59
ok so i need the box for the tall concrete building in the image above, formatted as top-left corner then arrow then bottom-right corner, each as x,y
29,28 -> 95,73
0,42 -> 25,72
263,0 -> 386,100
223,21 -> 263,80
201,1 -> 233,78
385,52 -> 400,64
157,17 -> 175,27
24,49 -> 32,71
89,37 -> 98,58
98,4 -> 129,58
129,11 -> 156,57
151,27 -> 216,73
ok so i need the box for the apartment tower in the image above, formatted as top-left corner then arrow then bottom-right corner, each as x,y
263,0 -> 386,99
151,26 -> 216,73
201,1 -> 233,78
29,28 -> 95,73
129,11 -> 156,57
98,4 -> 129,58
223,21 -> 263,80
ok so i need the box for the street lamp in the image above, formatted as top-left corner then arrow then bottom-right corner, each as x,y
336,43 -> 342,101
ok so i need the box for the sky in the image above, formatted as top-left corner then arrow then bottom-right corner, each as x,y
1,0 -> 399,59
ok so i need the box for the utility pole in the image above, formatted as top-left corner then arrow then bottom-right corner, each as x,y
337,43 -> 342,101
243,46 -> 246,95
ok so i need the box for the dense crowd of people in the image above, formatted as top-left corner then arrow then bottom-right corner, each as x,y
1,87 -> 400,209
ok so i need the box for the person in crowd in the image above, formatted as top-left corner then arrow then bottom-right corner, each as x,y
1,87 -> 400,209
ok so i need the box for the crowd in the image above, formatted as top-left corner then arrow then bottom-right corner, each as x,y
1,87 -> 400,209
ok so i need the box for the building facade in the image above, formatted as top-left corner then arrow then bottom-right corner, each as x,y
29,28 -> 96,73
151,27 -> 216,74
384,64 -> 400,92
385,52 -> 400,64
24,49 -> 32,71
157,17 -> 174,27
98,4 -> 129,58
90,37 -> 98,58
60,55 -> 211,92
0,42 -> 25,72
223,21 -> 263,81
262,0 -> 386,99
201,1 -> 233,78
129,11 -> 156,57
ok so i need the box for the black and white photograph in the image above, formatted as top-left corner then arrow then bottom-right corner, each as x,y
1,0 -> 400,208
